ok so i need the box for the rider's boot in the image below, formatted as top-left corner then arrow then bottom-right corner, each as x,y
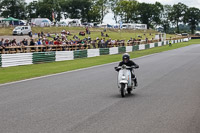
133,78 -> 138,87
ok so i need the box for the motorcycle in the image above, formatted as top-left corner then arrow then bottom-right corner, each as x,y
115,65 -> 138,97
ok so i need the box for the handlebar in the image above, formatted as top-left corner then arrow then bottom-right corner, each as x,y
114,65 -> 139,71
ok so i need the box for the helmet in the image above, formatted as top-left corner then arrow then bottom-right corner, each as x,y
122,53 -> 130,63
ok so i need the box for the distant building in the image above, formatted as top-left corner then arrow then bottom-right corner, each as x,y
121,23 -> 147,30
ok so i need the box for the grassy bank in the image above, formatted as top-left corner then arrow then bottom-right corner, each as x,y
0,39 -> 199,84
0,26 -> 178,41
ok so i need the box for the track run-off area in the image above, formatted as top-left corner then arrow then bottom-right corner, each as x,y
0,44 -> 200,133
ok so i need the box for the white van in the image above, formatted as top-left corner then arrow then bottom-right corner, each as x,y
13,26 -> 32,35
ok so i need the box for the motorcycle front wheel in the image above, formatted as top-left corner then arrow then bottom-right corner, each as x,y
120,83 -> 126,97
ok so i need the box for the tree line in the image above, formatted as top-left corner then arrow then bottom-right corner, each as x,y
0,0 -> 200,34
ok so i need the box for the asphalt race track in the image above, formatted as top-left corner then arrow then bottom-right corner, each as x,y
0,44 -> 200,133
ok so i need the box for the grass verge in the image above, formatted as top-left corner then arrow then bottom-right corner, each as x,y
0,39 -> 199,84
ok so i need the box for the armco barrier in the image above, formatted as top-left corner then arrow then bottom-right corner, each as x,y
133,45 -> 139,51
118,46 -> 126,53
139,44 -> 145,50
150,43 -> 155,48
56,51 -> 74,61
145,44 -> 150,49
74,50 -> 87,59
158,42 -> 162,47
154,42 -> 158,47
109,47 -> 118,55
126,46 -> 133,52
2,53 -> 32,67
99,48 -> 109,55
87,49 -> 100,57
33,52 -> 56,64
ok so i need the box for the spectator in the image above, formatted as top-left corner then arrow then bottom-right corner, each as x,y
105,39 -> 110,48
22,38 -> 28,46
88,36 -> 91,41
37,39 -> 42,45
0,39 -> 5,52
11,39 -> 17,46
29,31 -> 32,38
98,39 -> 101,48
38,32 -> 40,38
30,39 -> 35,46
146,38 -> 148,44
101,32 -> 104,37
104,28 -> 106,32
41,31 -> 44,37
91,40 -> 96,48
86,27 -> 88,33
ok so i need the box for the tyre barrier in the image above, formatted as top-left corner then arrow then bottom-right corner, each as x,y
0,39 -> 188,67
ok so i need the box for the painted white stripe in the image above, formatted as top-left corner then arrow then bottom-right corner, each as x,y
56,51 -> 74,61
139,44 -> 145,50
109,47 -> 118,55
150,43 -> 155,48
87,49 -> 100,57
126,46 -> 132,52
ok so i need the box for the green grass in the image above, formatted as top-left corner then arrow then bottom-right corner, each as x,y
0,39 -> 199,84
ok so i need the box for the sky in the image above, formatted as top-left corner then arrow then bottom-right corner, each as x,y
25,0 -> 200,9
25,0 -> 200,24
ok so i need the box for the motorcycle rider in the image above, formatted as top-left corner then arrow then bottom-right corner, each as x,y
116,53 -> 139,87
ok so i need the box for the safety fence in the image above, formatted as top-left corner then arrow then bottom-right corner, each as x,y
0,39 -> 187,67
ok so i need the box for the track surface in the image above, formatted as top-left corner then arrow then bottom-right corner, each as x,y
0,44 -> 200,133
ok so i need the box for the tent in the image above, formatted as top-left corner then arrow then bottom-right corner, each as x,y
2,17 -> 20,25
3,17 -> 19,21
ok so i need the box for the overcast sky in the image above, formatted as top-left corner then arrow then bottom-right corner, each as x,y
25,0 -> 200,24
25,0 -> 200,9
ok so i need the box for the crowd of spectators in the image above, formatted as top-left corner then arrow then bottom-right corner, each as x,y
1,29 -> 155,54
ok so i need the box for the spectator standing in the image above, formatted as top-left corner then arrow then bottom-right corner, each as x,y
0,38 -> 4,53
29,31 -> 32,38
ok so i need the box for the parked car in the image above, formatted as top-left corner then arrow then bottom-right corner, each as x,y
13,26 -> 32,35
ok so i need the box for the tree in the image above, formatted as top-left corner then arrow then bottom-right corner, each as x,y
160,5 -> 172,33
169,3 -> 188,33
151,2 -> 163,27
36,0 -> 61,21
26,1 -> 38,19
113,0 -> 138,23
0,0 -> 27,19
95,0 -> 109,23
138,2 -> 161,29
184,7 -> 200,34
